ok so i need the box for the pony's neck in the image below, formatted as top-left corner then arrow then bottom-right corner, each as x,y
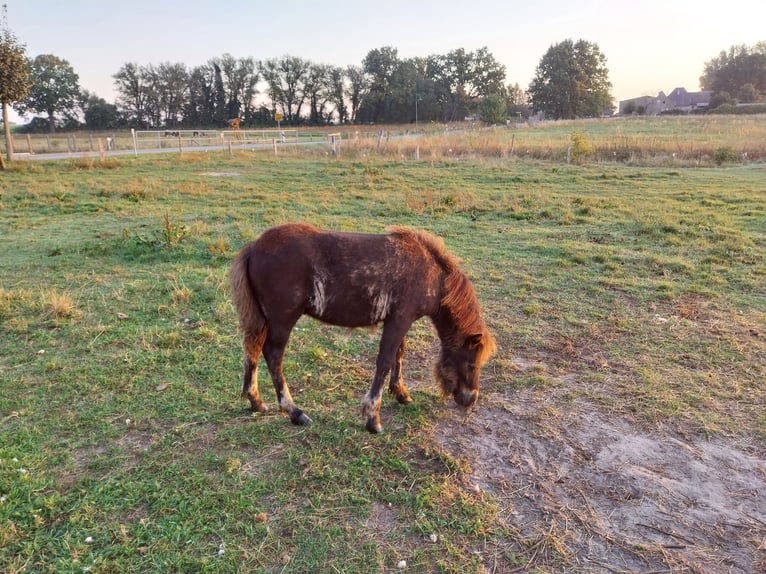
430,306 -> 462,347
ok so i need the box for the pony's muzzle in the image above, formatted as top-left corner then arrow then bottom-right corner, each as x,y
454,389 -> 478,408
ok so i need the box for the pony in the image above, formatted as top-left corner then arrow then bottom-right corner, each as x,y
230,223 -> 496,433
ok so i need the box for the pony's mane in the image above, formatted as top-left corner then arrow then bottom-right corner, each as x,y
388,227 -> 496,364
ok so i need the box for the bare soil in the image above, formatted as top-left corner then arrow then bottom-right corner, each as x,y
432,364 -> 766,573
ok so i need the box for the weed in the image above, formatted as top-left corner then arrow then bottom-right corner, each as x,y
161,210 -> 189,247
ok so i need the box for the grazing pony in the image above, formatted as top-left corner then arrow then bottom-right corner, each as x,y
230,223 -> 495,433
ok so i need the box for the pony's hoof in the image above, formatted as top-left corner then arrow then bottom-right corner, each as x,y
395,393 -> 414,405
366,418 -> 384,434
291,411 -> 312,426
250,401 -> 269,414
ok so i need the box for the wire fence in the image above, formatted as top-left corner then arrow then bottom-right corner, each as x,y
1,127 -> 399,158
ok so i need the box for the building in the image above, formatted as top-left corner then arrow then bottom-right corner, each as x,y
619,88 -> 712,115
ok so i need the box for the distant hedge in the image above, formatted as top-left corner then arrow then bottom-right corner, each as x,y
709,103 -> 766,115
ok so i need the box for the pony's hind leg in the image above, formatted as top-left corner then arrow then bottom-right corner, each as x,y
242,328 -> 268,413
388,337 -> 413,405
262,329 -> 312,426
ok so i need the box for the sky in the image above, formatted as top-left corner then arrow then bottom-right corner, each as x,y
4,0 -> 765,122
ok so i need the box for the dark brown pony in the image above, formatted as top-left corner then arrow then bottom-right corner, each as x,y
230,223 -> 496,433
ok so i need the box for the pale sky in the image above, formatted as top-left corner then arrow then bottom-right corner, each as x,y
5,0 -> 765,121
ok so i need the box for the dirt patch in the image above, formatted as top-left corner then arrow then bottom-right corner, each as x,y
434,385 -> 766,573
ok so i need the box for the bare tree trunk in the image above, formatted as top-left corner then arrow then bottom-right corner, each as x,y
3,101 -> 14,162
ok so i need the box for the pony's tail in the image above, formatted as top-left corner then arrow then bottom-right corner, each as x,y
230,246 -> 267,339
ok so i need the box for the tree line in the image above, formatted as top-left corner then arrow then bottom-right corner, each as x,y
2,3 -> 765,139
11,46 -> 535,132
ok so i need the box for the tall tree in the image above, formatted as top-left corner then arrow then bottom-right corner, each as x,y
326,66 -> 348,124
113,62 -> 149,128
427,47 -> 506,121
700,43 -> 766,102
156,62 -> 188,127
529,39 -> 613,119
304,63 -> 329,125
0,6 -> 31,164
260,55 -> 310,125
345,65 -> 368,123
14,54 -> 80,132
359,46 -> 399,123
185,63 -> 216,126
215,54 -> 258,122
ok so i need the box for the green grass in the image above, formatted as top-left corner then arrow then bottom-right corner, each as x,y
1,120 -> 765,572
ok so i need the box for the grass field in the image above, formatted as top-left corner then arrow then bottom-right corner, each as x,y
1,116 -> 765,572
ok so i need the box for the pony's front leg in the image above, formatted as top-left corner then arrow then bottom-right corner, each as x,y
263,334 -> 312,427
363,322 -> 412,433
388,337 -> 413,405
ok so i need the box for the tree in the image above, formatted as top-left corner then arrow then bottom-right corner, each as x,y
144,62 -> 189,127
700,43 -> 766,102
213,54 -> 259,123
14,54 -> 80,132
80,90 -> 121,130
359,46 -> 399,123
113,62 -> 149,127
478,94 -> 507,124
0,7 -> 31,164
427,47 -> 506,121
506,83 -> 531,119
345,65 -> 368,123
529,39 -> 613,119
185,64 -> 217,126
260,55 -> 310,125
304,62 -> 329,125
326,66 -> 348,124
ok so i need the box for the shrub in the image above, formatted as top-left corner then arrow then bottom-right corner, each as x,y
712,146 -> 739,166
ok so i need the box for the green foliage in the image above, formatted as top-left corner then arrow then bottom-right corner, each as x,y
478,94 -> 507,125
0,26 -> 30,105
529,38 -> 614,119
701,42 -> 766,102
0,16 -> 31,162
13,54 -> 81,132
712,146 -> 739,165
568,130 -> 593,163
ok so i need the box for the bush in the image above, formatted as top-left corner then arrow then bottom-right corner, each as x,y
712,146 -> 739,166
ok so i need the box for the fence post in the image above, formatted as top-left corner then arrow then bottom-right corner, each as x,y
178,134 -> 182,154
273,139 -> 278,156
131,129 -> 137,156
26,134 -> 33,154
98,138 -> 105,161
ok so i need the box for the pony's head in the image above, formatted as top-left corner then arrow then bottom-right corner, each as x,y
435,330 -> 495,408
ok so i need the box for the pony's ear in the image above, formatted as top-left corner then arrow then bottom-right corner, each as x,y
467,333 -> 484,349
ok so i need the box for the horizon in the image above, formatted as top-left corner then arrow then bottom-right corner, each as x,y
4,0 -> 765,123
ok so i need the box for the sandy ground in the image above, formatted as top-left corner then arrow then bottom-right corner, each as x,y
433,377 -> 766,573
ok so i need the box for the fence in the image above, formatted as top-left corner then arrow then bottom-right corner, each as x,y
1,128 -> 355,157
130,128 -> 304,152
